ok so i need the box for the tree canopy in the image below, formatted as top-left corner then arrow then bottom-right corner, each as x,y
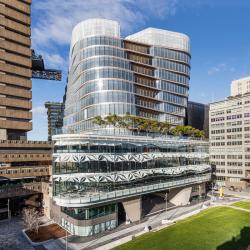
93,114 -> 205,138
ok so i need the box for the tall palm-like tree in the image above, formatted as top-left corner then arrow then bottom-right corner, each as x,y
93,116 -> 105,126
93,114 -> 205,138
160,121 -> 170,135
105,114 -> 119,134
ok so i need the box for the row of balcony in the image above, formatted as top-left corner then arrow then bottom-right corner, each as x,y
54,173 -> 211,207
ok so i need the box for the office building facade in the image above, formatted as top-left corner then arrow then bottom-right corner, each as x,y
0,0 -> 53,219
45,102 -> 64,141
210,77 -> 250,189
63,19 -> 190,134
0,0 -> 32,140
0,140 -> 52,218
53,133 -> 211,236
52,19 -> 212,237
186,101 -> 209,138
231,76 -> 250,96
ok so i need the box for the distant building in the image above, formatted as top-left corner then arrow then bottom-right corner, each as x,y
209,76 -> 250,189
231,76 -> 250,96
186,101 -> 209,137
45,102 -> 64,141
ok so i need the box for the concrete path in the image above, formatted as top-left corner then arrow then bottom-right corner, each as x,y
0,217 -> 34,250
222,189 -> 250,200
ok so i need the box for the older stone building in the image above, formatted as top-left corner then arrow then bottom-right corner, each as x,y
210,77 -> 250,189
0,0 -> 52,219
0,0 -> 32,140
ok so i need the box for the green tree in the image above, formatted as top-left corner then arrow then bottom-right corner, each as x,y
93,115 -> 106,126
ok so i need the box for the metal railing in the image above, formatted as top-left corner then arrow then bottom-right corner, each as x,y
54,174 -> 211,206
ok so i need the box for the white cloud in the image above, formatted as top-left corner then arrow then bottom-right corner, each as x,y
43,53 -> 64,68
32,0 -> 178,49
39,51 -> 66,71
32,106 -> 47,116
208,63 -> 235,75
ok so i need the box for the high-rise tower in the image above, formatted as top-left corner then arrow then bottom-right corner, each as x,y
0,0 -> 32,140
52,19 -> 212,237
63,19 -> 190,134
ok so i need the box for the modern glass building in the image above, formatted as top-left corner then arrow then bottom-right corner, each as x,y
52,133 -> 211,236
52,19 -> 212,237
63,19 -> 190,134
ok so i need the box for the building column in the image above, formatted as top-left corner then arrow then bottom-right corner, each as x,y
169,187 -> 192,206
122,196 -> 141,223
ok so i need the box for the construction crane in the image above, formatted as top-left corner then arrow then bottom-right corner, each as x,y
31,50 -> 62,81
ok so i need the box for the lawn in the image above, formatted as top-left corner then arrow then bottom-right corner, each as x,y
231,201 -> 250,211
113,207 -> 250,250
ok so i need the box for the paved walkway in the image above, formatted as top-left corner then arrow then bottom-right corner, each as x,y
222,189 -> 250,200
0,217 -> 34,250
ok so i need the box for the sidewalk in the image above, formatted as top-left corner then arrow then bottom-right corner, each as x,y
223,189 -> 250,200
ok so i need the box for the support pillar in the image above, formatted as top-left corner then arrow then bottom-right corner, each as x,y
122,196 -> 141,223
169,187 -> 192,206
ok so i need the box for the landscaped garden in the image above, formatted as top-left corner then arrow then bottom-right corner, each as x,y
93,114 -> 205,137
113,206 -> 250,250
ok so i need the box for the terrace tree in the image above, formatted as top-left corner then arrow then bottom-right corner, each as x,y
92,114 -> 205,138
22,208 -> 41,234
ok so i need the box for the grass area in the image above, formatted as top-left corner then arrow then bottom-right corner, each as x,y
113,207 -> 250,250
231,201 -> 250,210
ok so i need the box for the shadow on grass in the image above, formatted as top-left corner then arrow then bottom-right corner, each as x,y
217,227 -> 250,250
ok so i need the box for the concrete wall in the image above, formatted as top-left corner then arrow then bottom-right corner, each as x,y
169,187 -> 192,206
122,197 -> 141,222
41,182 -> 52,219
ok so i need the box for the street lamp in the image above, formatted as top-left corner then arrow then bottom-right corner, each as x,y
165,191 -> 168,215
162,190 -> 171,224
65,216 -> 69,250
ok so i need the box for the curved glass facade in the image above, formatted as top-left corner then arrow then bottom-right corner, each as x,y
63,19 -> 191,133
53,134 -> 211,199
53,19 -> 210,238
52,133 -> 212,236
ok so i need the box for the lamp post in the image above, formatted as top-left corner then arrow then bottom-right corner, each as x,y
162,190 -> 171,224
165,192 -> 168,214
65,216 -> 69,250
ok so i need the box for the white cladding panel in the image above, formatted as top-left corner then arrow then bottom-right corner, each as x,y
126,28 -> 190,53
70,18 -> 120,54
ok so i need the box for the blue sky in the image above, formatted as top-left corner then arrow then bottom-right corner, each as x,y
29,0 -> 250,140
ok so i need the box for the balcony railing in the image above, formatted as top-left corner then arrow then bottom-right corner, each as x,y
56,129 -> 208,143
0,140 -> 52,149
0,182 -> 42,199
54,173 -> 211,207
